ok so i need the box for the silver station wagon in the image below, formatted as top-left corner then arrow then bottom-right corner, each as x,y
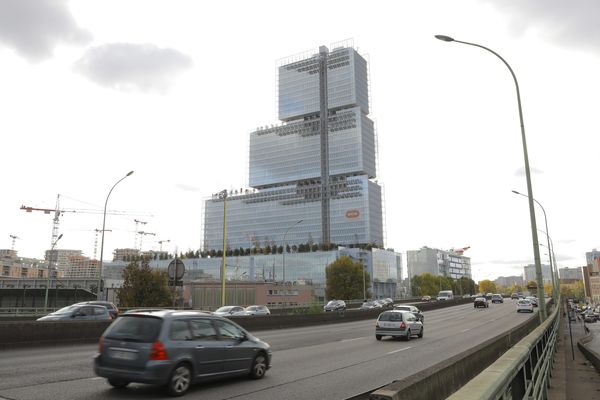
94,310 -> 272,396
375,310 -> 424,341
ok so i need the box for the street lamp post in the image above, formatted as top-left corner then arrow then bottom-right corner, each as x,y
217,190 -> 228,307
436,35 -> 545,321
282,220 -> 303,285
97,171 -> 134,300
44,233 -> 63,311
512,190 -> 558,301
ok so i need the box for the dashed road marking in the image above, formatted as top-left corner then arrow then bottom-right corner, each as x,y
387,346 -> 412,355
461,328 -> 471,333
341,337 -> 365,342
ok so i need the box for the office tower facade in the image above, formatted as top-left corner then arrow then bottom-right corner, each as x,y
407,247 -> 472,280
523,264 -> 552,284
204,44 -> 383,251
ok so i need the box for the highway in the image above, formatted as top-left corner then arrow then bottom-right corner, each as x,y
0,301 -> 536,400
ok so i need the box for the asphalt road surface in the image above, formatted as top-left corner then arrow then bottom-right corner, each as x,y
0,301 -> 536,400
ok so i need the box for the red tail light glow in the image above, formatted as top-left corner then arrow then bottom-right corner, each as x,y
399,322 -> 406,330
150,341 -> 169,360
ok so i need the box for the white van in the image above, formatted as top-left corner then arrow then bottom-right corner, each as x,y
437,290 -> 454,301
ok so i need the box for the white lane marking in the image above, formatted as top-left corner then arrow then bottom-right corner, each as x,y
461,328 -> 471,333
341,337 -> 366,342
387,346 -> 412,355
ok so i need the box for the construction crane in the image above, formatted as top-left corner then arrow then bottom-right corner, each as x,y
450,246 -> 471,255
138,231 -> 156,251
157,239 -> 170,252
93,229 -> 112,260
9,235 -> 20,251
21,194 -> 150,254
133,219 -> 148,249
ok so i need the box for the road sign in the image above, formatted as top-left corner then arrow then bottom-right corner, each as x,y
168,259 -> 185,280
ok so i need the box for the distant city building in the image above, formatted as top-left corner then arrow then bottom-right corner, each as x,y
523,264 -> 552,284
407,247 -> 472,280
1,249 -> 48,279
45,249 -> 82,277
64,256 -> 99,279
203,42 -> 383,251
559,267 -> 583,281
584,250 -> 600,303
494,275 -> 524,288
113,248 -> 140,262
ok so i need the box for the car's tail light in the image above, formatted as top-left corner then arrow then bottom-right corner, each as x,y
399,322 -> 406,330
150,341 -> 169,360
98,337 -> 104,353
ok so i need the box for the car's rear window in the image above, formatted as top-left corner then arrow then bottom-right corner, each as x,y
104,315 -> 162,342
378,312 -> 403,321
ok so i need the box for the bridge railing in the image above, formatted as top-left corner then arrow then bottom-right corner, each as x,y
447,298 -> 560,400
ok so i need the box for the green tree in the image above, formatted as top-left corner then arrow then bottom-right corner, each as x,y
117,261 -> 172,307
325,256 -> 370,300
410,273 -> 446,296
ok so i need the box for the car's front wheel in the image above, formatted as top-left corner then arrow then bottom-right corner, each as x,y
107,379 -> 129,389
418,327 -> 423,338
166,363 -> 192,397
375,334 -> 382,341
249,353 -> 268,379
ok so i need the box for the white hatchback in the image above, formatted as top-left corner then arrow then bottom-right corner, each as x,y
517,299 -> 534,313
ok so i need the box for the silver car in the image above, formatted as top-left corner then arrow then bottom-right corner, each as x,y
375,310 -> 424,341
393,305 -> 424,322
213,306 -> 246,316
241,305 -> 271,316
37,304 -> 111,321
94,310 -> 272,396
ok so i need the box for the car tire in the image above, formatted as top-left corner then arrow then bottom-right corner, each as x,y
418,327 -> 423,338
375,335 -> 382,341
405,330 -> 411,341
107,379 -> 129,389
249,353 -> 268,379
166,363 -> 192,397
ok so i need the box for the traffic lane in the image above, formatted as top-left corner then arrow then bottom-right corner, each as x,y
0,302 -> 533,399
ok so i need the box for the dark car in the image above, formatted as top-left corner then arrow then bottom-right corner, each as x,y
491,294 -> 504,304
474,297 -> 489,308
323,300 -> 346,312
94,310 -> 271,396
393,305 -> 424,322
37,304 -> 112,321
75,301 -> 119,319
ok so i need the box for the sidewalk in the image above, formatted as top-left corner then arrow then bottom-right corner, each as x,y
548,315 -> 600,400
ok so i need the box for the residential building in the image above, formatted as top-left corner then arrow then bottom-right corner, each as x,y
44,249 -> 82,277
558,267 -> 583,281
584,250 -> 600,303
203,42 -> 382,251
113,248 -> 140,262
523,264 -> 552,284
1,250 -> 48,279
64,256 -> 99,279
407,247 -> 472,280
494,275 -> 524,288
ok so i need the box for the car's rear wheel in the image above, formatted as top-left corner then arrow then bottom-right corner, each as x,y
166,363 -> 192,397
107,379 -> 129,389
375,334 -> 382,341
405,329 -> 411,341
418,327 -> 423,338
249,353 -> 268,379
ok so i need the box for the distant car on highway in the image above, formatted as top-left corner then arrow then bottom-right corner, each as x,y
525,296 -> 538,307
517,299 -> 534,313
420,295 -> 432,302
474,297 -> 489,308
323,300 -> 346,312
359,301 -> 379,310
241,305 -> 270,316
94,310 -> 271,396
37,304 -> 112,321
491,294 -> 504,304
213,306 -> 246,317
375,310 -> 423,341
75,301 -> 119,319
511,293 -> 519,300
437,290 -> 454,301
393,305 -> 424,322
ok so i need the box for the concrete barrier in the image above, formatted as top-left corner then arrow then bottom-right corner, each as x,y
0,297 -> 474,349
578,325 -> 600,372
369,312 -> 539,400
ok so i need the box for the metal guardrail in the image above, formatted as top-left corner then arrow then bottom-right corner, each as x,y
447,299 -> 560,400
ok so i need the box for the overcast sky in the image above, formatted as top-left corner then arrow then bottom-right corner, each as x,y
1,0 -> 599,282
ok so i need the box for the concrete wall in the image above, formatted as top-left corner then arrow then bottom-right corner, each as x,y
578,325 -> 600,372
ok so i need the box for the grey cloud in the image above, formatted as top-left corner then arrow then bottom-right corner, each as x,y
0,0 -> 91,63
74,43 -> 193,93
483,0 -> 600,53
514,166 -> 543,177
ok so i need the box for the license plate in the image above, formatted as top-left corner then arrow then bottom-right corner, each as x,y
381,322 -> 399,328
111,350 -> 137,360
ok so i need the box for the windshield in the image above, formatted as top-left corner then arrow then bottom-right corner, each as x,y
53,305 -> 80,315
105,316 -> 162,342
215,306 -> 233,313
395,306 -> 410,311
326,301 -> 338,306
378,312 -> 403,321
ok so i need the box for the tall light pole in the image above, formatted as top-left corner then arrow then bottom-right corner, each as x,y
217,190 -> 228,307
512,190 -> 558,301
282,219 -> 303,284
44,233 -> 63,311
97,171 -> 134,300
436,35 -> 545,321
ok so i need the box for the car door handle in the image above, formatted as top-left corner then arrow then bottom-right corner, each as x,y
195,345 -> 204,349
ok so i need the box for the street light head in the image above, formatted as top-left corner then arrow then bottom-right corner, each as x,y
435,35 -> 455,42
511,190 -> 521,195
126,171 -> 134,177
57,234 -> 63,240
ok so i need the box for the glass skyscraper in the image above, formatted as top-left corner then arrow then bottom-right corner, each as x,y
203,44 -> 383,251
